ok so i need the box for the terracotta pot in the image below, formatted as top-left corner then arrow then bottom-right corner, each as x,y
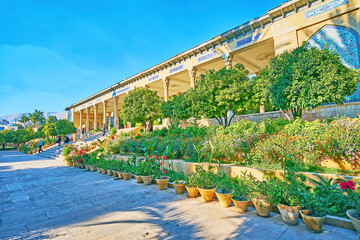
112,171 -> 118,177
198,188 -> 216,202
141,175 -> 154,185
155,177 -> 170,190
300,210 -> 325,233
232,198 -> 250,213
174,182 -> 186,194
107,169 -> 113,176
117,172 -> 123,179
278,204 -> 302,226
185,186 -> 199,198
135,175 -> 143,183
85,165 -> 90,171
346,209 -> 360,236
101,169 -> 107,174
90,166 -> 97,172
252,197 -> 273,217
122,172 -> 131,180
215,189 -> 234,208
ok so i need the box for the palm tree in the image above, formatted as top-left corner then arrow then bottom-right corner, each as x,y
18,114 -> 28,129
28,110 -> 45,128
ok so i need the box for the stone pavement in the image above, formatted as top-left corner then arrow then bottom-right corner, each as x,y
0,151 -> 358,240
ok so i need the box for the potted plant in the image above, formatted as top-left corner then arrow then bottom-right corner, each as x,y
338,179 -> 360,235
185,174 -> 199,198
173,179 -> 186,194
155,155 -> 170,190
231,171 -> 252,213
215,174 -> 234,208
121,161 -> 132,180
300,193 -> 326,233
274,173 -> 307,226
139,156 -> 157,186
196,166 -> 217,202
249,180 -> 274,217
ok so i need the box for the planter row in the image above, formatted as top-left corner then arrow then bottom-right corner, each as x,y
73,162 -> 358,234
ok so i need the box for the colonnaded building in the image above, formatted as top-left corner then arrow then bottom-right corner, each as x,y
66,0 -> 360,137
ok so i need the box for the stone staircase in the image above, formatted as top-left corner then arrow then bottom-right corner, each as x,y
36,132 -> 104,160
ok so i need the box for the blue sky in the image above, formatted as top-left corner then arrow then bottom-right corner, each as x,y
0,0 -> 285,116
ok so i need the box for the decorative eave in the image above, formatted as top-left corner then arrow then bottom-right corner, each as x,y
67,0 -> 322,109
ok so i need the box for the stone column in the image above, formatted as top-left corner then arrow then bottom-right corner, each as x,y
86,107 -> 89,134
224,54 -> 233,70
70,108 -> 74,123
102,101 -> 107,131
189,68 -> 197,89
113,96 -> 118,130
79,110 -> 83,138
163,78 -> 170,126
164,78 -> 170,102
107,113 -> 111,131
94,104 -> 98,130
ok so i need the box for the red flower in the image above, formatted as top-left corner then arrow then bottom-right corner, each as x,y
159,162 -> 162,165
155,155 -> 158,159
163,170 -> 167,174
77,159 -> 82,163
340,180 -> 355,190
163,156 -> 168,160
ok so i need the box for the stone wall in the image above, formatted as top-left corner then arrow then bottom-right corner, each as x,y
195,102 -> 360,126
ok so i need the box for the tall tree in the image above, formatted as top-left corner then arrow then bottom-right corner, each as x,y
263,42 -> 359,118
43,123 -> 58,138
28,110 -> 46,128
55,119 -> 76,135
160,93 -> 190,126
119,88 -> 161,132
18,114 -> 28,129
46,115 -> 57,124
188,63 -> 254,126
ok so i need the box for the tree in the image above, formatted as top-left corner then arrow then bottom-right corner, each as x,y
43,123 -> 58,138
119,88 -> 161,132
46,115 -> 57,124
251,66 -> 279,113
18,114 -> 28,129
28,110 -> 46,128
188,63 -> 254,126
160,93 -> 191,126
55,119 -> 76,135
263,42 -> 359,119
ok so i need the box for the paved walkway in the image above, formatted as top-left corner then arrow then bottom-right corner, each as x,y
0,151 -> 358,240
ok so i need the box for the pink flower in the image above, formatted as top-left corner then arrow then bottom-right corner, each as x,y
77,158 -> 82,163
340,180 -> 355,190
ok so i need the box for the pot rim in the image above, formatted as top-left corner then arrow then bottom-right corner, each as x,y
278,204 -> 302,211
198,187 -> 217,191
155,176 -> 170,180
141,175 -> 154,178
232,197 -> 250,202
215,189 -> 235,195
174,182 -> 186,186
300,210 -> 326,220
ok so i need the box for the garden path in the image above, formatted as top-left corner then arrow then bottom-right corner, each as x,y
0,151 -> 357,240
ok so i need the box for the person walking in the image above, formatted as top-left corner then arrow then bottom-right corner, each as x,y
102,124 -> 106,137
38,138 -> 44,153
56,136 -> 62,146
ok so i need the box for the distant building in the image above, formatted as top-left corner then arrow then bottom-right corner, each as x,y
0,119 -> 18,131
